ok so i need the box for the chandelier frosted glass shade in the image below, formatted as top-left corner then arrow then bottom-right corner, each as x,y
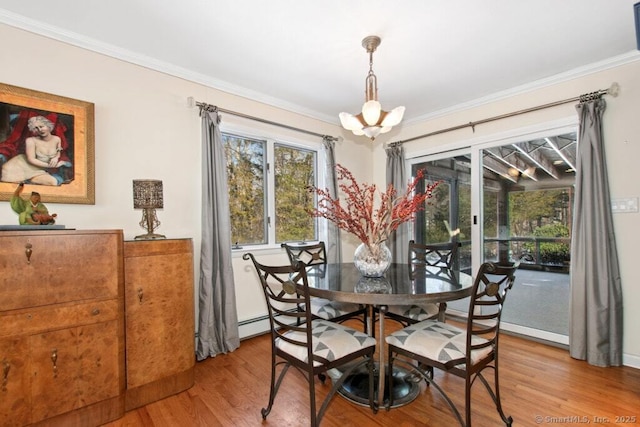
339,35 -> 405,141
339,105 -> 405,140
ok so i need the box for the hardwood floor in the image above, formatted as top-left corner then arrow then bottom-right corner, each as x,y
105,321 -> 640,426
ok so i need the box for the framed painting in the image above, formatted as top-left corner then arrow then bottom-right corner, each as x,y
0,83 -> 95,204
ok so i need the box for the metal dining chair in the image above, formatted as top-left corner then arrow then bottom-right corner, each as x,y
386,262 -> 518,426
281,242 -> 368,332
243,252 -> 377,426
385,240 -> 461,325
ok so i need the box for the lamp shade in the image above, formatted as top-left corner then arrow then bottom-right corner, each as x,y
339,112 -> 364,131
362,100 -> 382,126
133,179 -> 163,209
381,106 -> 405,127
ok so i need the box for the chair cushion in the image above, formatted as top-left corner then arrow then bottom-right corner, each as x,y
385,320 -> 492,366
308,298 -> 362,320
277,320 -> 376,366
386,303 -> 439,321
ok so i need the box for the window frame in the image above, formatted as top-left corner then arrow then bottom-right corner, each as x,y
220,122 -> 326,252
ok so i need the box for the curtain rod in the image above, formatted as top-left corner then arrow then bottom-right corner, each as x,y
389,82 -> 620,146
187,96 -> 337,141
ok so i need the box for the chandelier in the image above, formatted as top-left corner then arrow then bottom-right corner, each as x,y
339,35 -> 405,141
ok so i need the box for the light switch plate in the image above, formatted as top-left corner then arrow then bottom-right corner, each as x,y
611,197 -> 639,213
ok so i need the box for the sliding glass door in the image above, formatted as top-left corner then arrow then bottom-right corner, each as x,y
410,125 -> 576,342
480,131 -> 575,341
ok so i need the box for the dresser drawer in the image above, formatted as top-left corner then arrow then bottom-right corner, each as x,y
0,231 -> 122,311
0,298 -> 119,338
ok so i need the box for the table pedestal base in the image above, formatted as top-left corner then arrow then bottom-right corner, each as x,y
336,363 -> 420,409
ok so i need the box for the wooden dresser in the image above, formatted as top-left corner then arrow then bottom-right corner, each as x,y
123,238 -> 195,411
0,231 -> 195,427
0,229 -> 125,427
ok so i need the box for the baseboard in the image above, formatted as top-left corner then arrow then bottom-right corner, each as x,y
239,317 -> 270,340
623,352 -> 640,369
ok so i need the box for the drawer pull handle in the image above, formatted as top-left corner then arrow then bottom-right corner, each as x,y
92,308 -> 100,316
137,287 -> 144,304
2,361 -> 9,391
25,243 -> 33,264
51,348 -> 58,378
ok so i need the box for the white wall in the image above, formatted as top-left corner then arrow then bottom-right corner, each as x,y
1,23 -> 638,367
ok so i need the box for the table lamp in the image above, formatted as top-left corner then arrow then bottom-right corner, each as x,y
132,179 -> 165,240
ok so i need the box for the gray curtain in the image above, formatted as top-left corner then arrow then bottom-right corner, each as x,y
386,144 -> 408,264
322,136 -> 342,264
569,97 -> 623,367
196,109 -> 240,361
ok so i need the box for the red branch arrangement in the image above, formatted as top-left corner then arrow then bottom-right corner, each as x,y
308,164 -> 438,252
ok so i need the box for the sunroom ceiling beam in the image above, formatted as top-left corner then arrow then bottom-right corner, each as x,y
482,154 -> 518,183
485,147 -> 538,182
545,137 -> 576,172
512,141 -> 561,180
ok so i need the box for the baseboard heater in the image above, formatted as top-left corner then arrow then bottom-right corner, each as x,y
238,310 -> 298,340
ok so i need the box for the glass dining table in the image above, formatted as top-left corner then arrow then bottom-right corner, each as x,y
305,262 -> 473,409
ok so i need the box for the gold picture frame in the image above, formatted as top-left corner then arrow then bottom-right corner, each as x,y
0,83 -> 95,204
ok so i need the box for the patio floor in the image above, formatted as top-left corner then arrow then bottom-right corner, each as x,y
502,268 -> 570,335
448,268 -> 570,336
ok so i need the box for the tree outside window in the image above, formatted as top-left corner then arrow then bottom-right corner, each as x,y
223,133 -> 318,247
274,144 -> 316,242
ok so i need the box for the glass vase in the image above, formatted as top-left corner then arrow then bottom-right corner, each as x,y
353,242 -> 392,277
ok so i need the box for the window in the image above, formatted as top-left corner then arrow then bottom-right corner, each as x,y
274,144 -> 317,242
222,131 -> 321,248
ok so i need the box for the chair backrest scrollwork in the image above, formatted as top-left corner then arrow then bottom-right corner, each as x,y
408,240 -> 461,279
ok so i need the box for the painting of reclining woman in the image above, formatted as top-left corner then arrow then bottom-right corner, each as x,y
0,108 -> 74,186
0,83 -> 94,204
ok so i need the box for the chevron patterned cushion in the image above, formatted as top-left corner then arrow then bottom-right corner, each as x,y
386,303 -> 439,321
277,320 -> 376,366
308,298 -> 362,320
385,320 -> 492,366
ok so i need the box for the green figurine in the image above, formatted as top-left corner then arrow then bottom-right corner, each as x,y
10,183 -> 57,225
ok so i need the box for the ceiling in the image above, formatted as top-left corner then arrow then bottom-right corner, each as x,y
0,1 -> 638,127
